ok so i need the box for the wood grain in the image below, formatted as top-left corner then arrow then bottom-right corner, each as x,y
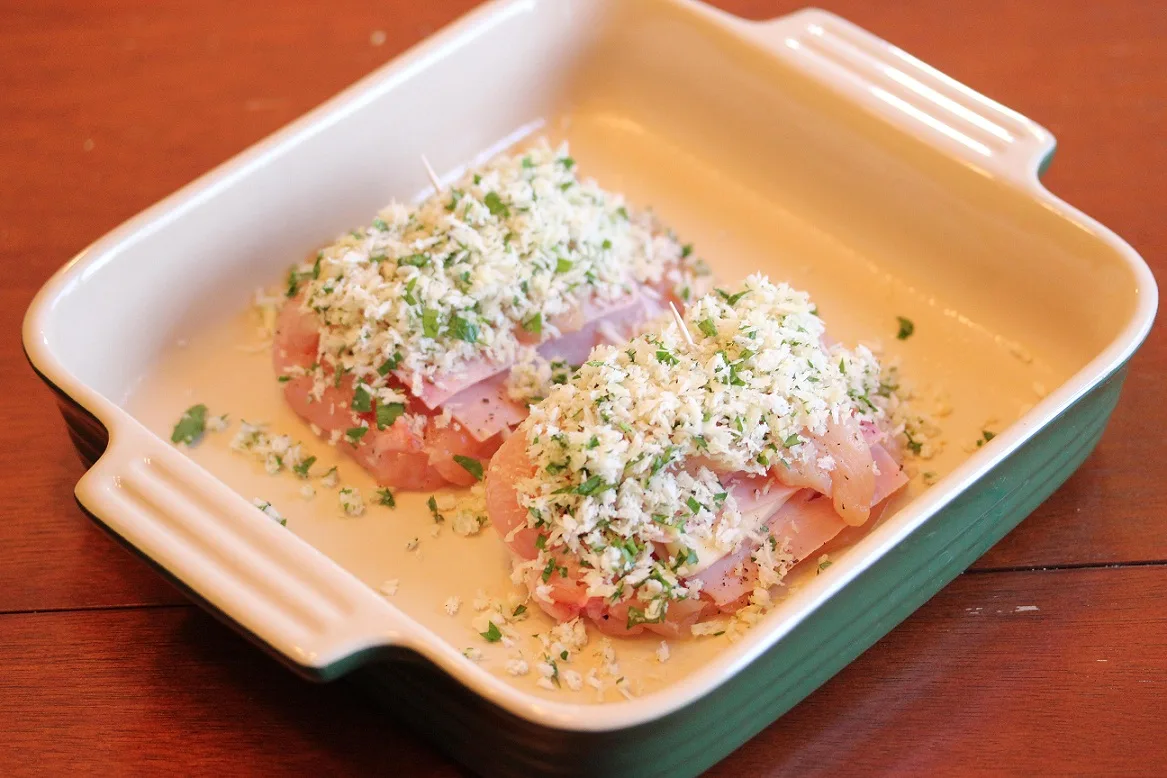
0,568 -> 1161,776
1,0 -> 1164,774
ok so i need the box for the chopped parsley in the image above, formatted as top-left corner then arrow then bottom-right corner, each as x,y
345,427 -> 369,445
292,456 -> 317,478
171,404 -> 208,446
483,191 -> 509,218
351,385 -> 373,413
375,402 -> 405,430
449,314 -> 479,344
453,455 -> 484,481
375,487 -> 396,508
896,316 -> 915,340
521,312 -> 543,335
480,622 -> 503,642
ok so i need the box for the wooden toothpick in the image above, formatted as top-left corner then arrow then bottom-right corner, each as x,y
670,301 -> 695,347
420,154 -> 442,193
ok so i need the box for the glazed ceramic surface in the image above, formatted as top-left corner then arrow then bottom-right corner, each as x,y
23,1 -> 1156,774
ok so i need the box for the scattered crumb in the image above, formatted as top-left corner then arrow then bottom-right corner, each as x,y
563,669 -> 583,691
1014,605 -> 1039,613
506,658 -> 530,676
462,647 -> 483,662
320,466 -> 339,488
692,620 -> 728,637
82,138 -> 95,152
300,484 -> 316,500
379,579 -> 399,597
1008,341 -> 1034,364
251,498 -> 285,526
206,414 -> 230,433
655,641 -> 670,663
405,537 -> 419,551
444,596 -> 462,616
1033,382 -> 1048,398
339,486 -> 365,516
369,29 -> 386,46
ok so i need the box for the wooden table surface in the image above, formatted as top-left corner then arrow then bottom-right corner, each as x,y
3,0 -> 1164,774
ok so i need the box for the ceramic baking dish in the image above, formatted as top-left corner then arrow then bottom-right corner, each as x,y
23,1 -> 1157,775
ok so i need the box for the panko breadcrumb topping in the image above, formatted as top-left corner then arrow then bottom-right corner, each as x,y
513,274 -> 910,626
283,140 -> 706,407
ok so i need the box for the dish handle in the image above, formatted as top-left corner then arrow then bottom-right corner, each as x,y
75,427 -> 408,679
747,8 -> 1057,183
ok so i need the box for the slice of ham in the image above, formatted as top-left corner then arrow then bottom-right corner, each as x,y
694,491 -> 846,608
439,292 -> 665,442
397,291 -> 655,410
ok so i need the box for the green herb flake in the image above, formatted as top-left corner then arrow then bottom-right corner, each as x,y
655,349 -> 678,366
559,156 -> 575,169
453,455 -> 484,481
480,622 -> 503,642
351,385 -> 373,413
715,288 -> 750,306
698,318 -> 718,338
686,496 -> 704,514
555,257 -> 573,274
376,487 -> 396,508
398,253 -> 429,267
818,558 -> 833,573
450,314 -> 479,344
896,316 -> 915,340
345,427 -> 369,445
513,604 -> 527,617
378,352 -> 402,376
277,375 -> 292,383
421,308 -> 440,338
521,312 -> 543,336
483,191 -> 509,218
783,433 -> 802,447
376,402 -> 405,430
171,404 -> 208,446
575,475 -> 611,496
292,456 -> 317,479
427,495 -> 445,523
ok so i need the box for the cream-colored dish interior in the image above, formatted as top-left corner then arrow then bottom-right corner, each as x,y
38,0 -> 1142,706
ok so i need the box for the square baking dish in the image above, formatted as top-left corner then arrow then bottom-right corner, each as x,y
22,1 -> 1157,775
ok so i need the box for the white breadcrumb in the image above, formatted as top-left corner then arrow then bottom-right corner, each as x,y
251,499 -> 286,526
339,487 -> 365,517
655,641 -> 670,663
505,658 -> 530,676
444,596 -> 462,616
379,579 -> 399,596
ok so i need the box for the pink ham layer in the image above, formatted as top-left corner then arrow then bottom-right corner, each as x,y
692,442 -> 907,608
395,291 -> 658,409
436,292 -> 664,442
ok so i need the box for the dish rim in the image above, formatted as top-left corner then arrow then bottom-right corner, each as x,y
21,0 -> 1158,733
